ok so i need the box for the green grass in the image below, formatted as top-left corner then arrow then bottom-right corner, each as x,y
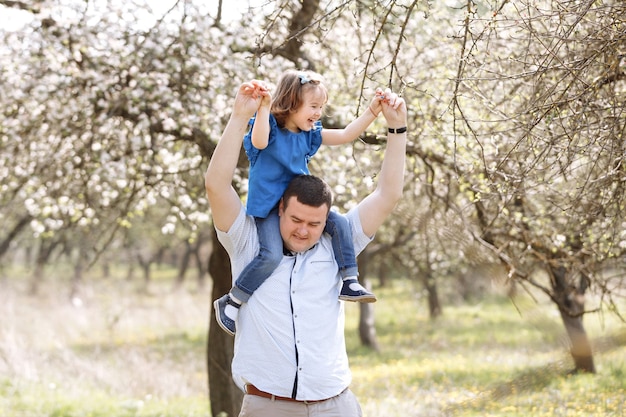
1,274 -> 625,416
1,384 -> 208,417
345,281 -> 626,416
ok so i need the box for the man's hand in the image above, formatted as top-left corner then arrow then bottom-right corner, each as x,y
379,88 -> 407,128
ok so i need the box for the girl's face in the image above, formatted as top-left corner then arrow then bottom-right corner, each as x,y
284,87 -> 326,133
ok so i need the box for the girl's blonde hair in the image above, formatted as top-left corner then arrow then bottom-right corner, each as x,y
271,70 -> 328,128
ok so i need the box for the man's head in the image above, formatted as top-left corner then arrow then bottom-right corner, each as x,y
278,175 -> 333,253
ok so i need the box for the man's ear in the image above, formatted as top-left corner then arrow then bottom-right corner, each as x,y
278,198 -> 284,216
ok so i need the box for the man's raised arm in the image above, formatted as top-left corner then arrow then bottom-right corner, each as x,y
357,89 -> 408,237
204,81 -> 268,232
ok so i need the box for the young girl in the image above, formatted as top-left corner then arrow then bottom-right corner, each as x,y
214,70 -> 384,335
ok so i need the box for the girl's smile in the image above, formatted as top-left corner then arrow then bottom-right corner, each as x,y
284,88 -> 326,132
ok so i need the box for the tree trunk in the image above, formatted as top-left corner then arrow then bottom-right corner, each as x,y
194,232 -> 208,289
137,254 -> 151,293
378,260 -> 389,288
173,241 -> 192,290
357,255 -> 379,350
102,260 -> 110,278
195,244 -> 207,289
125,262 -> 134,281
550,265 -> 595,373
29,257 -> 45,296
0,215 -> 32,259
358,277 -> 380,351
558,306 -> 595,373
207,228 -> 242,417
424,273 -> 442,319
422,235 -> 442,319
70,245 -> 85,299
29,238 -> 59,295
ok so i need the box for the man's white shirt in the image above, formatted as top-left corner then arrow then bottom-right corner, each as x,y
216,205 -> 373,401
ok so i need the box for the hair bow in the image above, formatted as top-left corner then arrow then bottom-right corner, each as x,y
298,74 -> 310,84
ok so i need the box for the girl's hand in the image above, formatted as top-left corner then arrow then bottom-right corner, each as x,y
368,88 -> 385,117
250,80 -> 272,110
257,84 -> 272,110
234,80 -> 271,118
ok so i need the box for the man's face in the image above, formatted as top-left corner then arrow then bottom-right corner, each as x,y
278,196 -> 328,253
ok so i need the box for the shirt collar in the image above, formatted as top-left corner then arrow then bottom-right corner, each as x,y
283,242 -> 318,256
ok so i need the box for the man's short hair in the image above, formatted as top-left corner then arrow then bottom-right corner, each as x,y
282,175 -> 332,212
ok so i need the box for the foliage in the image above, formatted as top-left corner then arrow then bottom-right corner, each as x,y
0,0 -> 246,266
447,0 -> 626,310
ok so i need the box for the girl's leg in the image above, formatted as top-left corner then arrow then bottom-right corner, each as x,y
325,211 -> 358,277
233,209 -> 282,300
214,209 -> 283,335
325,212 -> 376,303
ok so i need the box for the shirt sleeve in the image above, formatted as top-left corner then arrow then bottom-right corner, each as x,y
346,207 -> 374,255
215,206 -> 259,285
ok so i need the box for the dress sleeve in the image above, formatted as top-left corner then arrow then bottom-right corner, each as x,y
243,116 -> 258,166
311,120 -> 322,156
243,114 -> 279,167
307,121 -> 323,160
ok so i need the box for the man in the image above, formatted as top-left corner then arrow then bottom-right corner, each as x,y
204,80 -> 407,416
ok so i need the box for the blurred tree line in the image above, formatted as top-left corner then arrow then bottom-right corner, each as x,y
1,0 -> 625,416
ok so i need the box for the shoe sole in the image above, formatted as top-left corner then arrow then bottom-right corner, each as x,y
213,299 -> 235,336
338,294 -> 377,303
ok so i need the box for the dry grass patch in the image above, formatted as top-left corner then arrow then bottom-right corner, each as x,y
0,276 -> 210,417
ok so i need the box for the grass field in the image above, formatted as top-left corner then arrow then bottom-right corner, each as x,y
1,270 -> 625,417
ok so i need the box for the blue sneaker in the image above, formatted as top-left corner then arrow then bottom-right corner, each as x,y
339,278 -> 377,303
213,294 -> 240,336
